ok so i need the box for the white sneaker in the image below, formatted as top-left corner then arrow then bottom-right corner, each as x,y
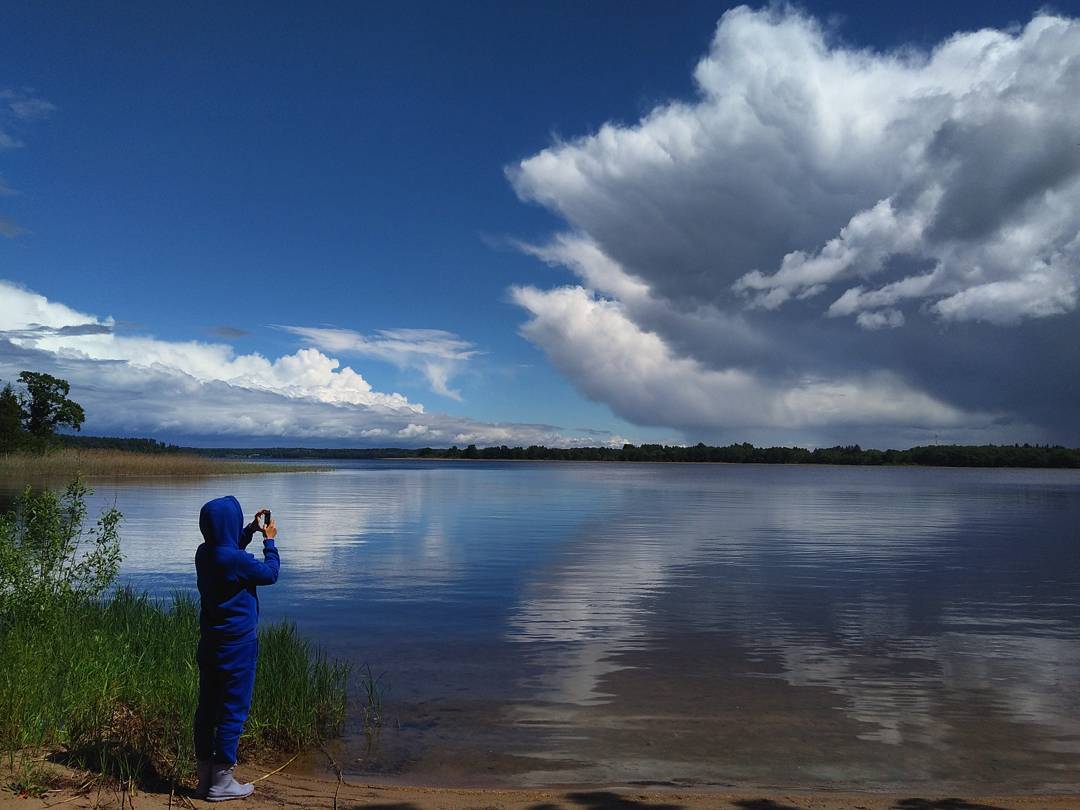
205,764 -> 254,802
195,759 -> 212,798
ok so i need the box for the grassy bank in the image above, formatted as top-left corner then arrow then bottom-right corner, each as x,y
0,589 -> 348,787
0,480 -> 348,793
0,447 -> 328,478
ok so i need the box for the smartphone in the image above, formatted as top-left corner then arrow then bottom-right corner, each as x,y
264,510 -> 271,527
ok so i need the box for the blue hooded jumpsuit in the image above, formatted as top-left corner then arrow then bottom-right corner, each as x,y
194,496 -> 280,765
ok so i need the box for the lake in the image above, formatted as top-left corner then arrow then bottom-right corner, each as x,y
28,461 -> 1080,791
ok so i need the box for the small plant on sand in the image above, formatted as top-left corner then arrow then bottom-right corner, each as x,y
2,753 -> 57,799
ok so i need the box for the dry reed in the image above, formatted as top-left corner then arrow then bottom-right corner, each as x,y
0,448 -> 327,478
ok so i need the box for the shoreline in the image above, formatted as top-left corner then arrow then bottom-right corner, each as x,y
376,455 -> 1080,470
6,763 -> 1079,809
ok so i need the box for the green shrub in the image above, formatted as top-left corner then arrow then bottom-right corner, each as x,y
0,478 -> 121,617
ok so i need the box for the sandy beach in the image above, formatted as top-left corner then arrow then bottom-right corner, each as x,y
5,780 -> 1078,809
4,763 -> 1080,810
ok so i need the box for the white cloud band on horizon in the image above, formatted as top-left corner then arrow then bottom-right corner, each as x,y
0,280 -> 628,448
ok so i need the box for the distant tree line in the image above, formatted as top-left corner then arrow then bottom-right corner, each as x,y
193,441 -> 1080,468
6,368 -> 1076,469
57,435 -> 184,454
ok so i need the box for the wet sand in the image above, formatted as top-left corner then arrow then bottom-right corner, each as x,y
3,757 -> 1078,810
4,765 -> 1079,810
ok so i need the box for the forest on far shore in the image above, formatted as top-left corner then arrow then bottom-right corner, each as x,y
56,434 -> 1080,469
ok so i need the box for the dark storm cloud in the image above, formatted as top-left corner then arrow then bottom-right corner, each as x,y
207,325 -> 251,339
924,111 -> 1080,243
0,322 -> 114,339
506,8 -> 1080,446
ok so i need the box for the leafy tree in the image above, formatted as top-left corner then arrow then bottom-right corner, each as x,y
17,371 -> 85,438
0,383 -> 22,453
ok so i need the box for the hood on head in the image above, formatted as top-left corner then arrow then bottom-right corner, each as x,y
199,495 -> 244,547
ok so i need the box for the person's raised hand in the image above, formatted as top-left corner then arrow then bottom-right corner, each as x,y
264,516 -> 278,540
248,508 -> 270,536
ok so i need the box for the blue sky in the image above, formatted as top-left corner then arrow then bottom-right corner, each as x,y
2,1 -> 1079,448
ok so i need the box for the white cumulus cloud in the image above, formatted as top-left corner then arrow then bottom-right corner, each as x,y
506,7 -> 1080,445
280,325 -> 478,400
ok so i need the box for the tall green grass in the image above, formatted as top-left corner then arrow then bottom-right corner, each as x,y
0,588 -> 349,785
0,480 -> 349,788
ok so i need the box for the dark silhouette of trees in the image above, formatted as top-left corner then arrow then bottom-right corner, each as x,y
0,371 -> 87,453
190,441 -> 1080,468
0,384 -> 22,453
57,435 -> 182,453
17,371 -> 85,438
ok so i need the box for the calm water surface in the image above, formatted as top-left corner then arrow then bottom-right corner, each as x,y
23,461 -> 1080,790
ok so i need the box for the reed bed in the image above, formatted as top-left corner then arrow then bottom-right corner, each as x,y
0,448 -> 327,478
0,588 -> 349,786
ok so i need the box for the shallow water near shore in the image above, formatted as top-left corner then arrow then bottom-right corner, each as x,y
7,460 -> 1080,791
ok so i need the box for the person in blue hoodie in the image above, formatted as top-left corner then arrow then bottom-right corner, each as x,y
194,496 -> 279,801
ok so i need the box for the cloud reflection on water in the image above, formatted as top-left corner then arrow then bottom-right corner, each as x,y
504,465 -> 1080,777
50,461 -> 1080,788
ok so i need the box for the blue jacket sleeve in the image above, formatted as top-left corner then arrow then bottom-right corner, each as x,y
239,523 -> 258,550
237,539 -> 280,586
